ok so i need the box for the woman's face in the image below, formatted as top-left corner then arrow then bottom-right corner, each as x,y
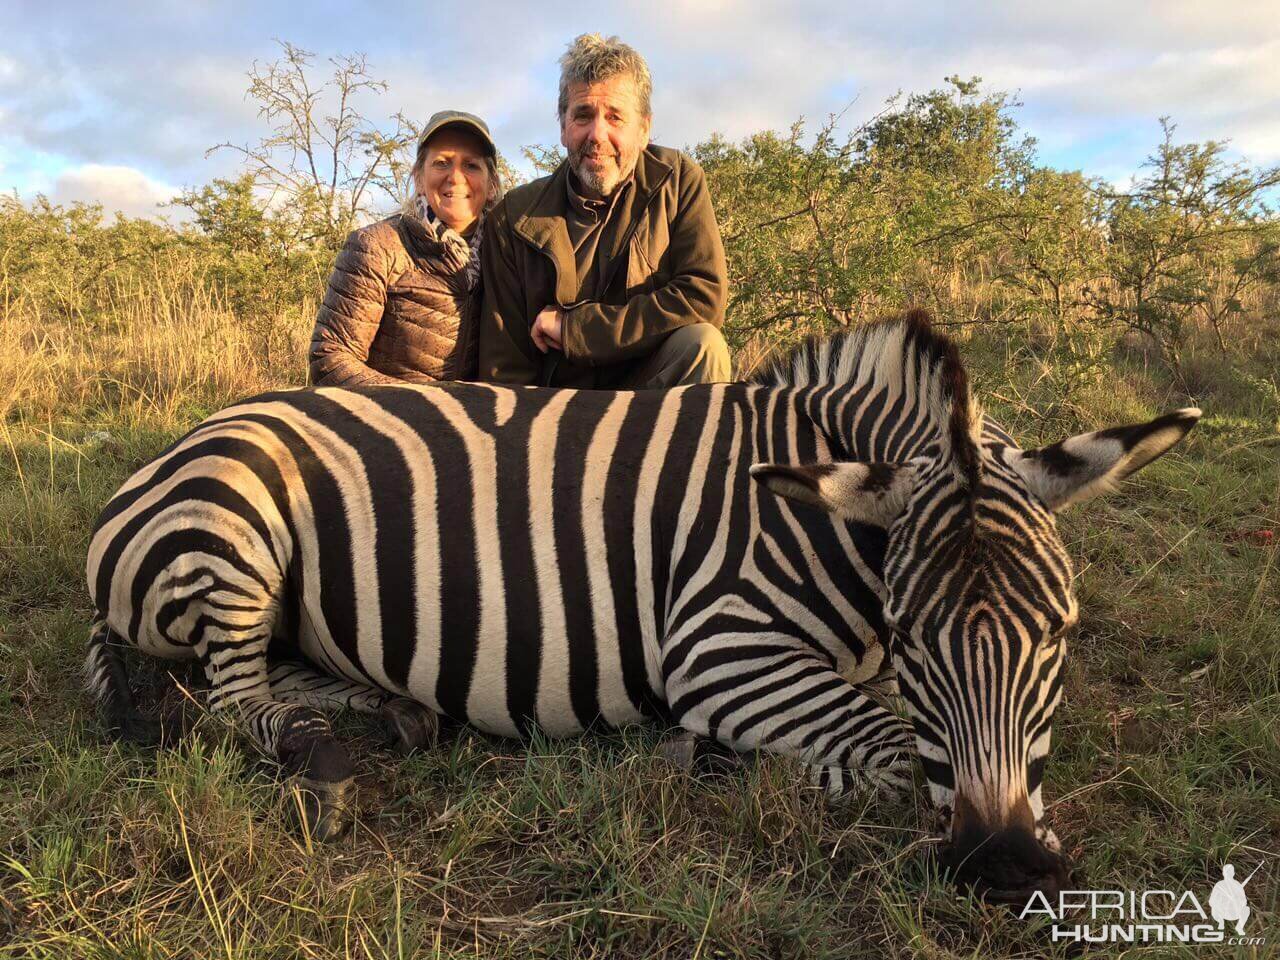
418,127 -> 490,232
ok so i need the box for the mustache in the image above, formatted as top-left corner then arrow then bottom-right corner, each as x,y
573,145 -> 619,161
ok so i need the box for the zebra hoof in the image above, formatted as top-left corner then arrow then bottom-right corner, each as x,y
657,730 -> 745,777
108,712 -> 162,748
290,774 -> 355,842
156,687 -> 204,747
277,717 -> 356,842
379,697 -> 438,755
1036,824 -> 1063,855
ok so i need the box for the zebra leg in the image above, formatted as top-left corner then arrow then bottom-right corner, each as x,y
267,659 -> 439,754
84,617 -> 162,746
665,641 -> 914,800
194,629 -> 356,842
268,658 -> 388,713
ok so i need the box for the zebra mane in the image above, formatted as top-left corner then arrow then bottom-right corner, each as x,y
749,309 -> 983,494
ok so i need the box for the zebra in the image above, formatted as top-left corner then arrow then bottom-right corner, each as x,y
84,310 -> 1199,900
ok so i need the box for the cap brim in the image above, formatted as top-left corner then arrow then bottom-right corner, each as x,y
420,120 -> 497,157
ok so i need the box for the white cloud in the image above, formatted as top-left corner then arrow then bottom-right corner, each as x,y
1,0 -> 1278,206
608,1 -> 1280,166
51,164 -> 181,219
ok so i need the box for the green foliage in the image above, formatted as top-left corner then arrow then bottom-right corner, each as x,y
697,78 -> 1054,355
1091,120 -> 1280,375
694,82 -> 1278,415
172,174 -> 335,317
522,143 -> 567,178
210,40 -> 418,244
0,195 -> 175,324
4,69 -> 1278,419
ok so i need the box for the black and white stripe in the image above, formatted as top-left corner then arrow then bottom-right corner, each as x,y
85,310 -> 1199,855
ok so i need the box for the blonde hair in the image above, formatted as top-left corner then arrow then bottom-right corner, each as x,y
401,133 -> 503,219
557,33 -> 652,120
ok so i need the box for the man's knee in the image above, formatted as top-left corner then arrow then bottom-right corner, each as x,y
659,324 -> 733,385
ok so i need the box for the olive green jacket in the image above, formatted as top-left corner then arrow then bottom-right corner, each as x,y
478,145 -> 728,387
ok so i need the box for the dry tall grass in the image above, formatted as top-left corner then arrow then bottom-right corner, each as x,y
1,271 -> 312,426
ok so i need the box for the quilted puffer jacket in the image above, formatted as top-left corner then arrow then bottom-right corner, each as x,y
309,213 -> 480,386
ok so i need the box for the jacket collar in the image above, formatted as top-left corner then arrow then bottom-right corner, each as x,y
513,146 -> 675,305
396,209 -> 445,261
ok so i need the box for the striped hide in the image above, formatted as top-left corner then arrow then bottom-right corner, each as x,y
85,310 -> 1199,900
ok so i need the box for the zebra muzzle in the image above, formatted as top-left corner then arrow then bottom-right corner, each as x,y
937,823 -> 1076,905
934,794 -> 1077,905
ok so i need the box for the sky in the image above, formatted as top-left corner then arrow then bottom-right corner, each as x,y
2,0 -> 1278,220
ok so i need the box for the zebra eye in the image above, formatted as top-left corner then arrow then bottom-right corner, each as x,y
1042,607 -> 1076,637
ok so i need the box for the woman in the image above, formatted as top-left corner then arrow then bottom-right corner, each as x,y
309,110 -> 501,386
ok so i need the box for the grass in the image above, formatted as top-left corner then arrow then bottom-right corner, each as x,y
0,295 -> 1277,958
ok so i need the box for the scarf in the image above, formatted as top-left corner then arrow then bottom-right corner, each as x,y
411,194 -> 483,292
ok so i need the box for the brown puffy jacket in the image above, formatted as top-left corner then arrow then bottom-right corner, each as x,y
309,213 -> 480,386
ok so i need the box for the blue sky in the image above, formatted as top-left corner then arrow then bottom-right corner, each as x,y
2,0 -> 1277,218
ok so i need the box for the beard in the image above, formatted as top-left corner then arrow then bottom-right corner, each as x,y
569,142 -> 637,198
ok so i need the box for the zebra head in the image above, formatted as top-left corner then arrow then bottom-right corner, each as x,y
750,315 -> 1200,901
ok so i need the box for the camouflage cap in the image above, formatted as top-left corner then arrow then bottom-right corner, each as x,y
417,110 -> 497,158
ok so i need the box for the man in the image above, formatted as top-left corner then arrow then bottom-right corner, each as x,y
478,34 -> 732,388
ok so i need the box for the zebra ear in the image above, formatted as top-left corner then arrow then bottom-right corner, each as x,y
1010,407 -> 1201,511
749,461 -> 914,527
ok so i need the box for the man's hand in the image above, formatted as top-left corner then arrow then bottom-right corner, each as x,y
531,306 -> 563,354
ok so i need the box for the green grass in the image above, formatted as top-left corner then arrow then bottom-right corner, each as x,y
1,321 -> 1277,958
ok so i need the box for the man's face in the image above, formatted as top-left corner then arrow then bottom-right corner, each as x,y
560,74 -> 651,199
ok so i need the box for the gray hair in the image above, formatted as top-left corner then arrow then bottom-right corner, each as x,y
400,137 -> 503,219
557,33 -> 652,121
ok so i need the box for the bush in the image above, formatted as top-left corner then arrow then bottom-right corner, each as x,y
4,74 -> 1278,427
